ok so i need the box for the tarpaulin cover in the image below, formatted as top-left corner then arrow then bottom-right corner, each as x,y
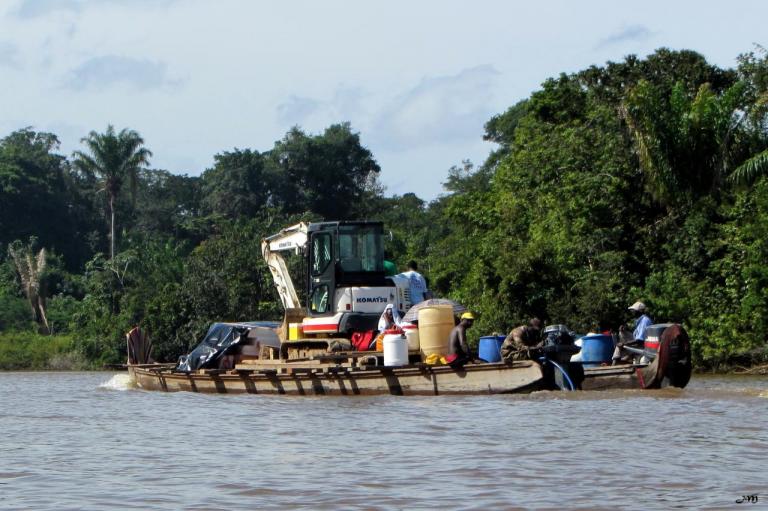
175,322 -> 249,372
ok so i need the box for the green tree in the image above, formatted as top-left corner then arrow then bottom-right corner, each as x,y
0,129 -> 98,268
729,47 -> 768,185
266,123 -> 382,219
73,126 -> 152,260
133,168 -> 201,240
200,149 -> 270,219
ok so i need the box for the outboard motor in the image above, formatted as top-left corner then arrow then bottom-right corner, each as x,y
648,323 -> 693,388
539,324 -> 584,390
637,323 -> 692,388
643,324 -> 673,360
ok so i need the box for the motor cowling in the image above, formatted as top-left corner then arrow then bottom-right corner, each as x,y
540,324 -> 584,390
643,323 -> 673,360
541,325 -> 580,363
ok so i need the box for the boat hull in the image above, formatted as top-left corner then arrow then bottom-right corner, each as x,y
582,365 -> 648,390
128,361 -> 544,396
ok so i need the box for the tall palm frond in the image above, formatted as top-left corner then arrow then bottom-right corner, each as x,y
619,82 -> 680,205
622,79 -> 753,204
730,149 -> 768,185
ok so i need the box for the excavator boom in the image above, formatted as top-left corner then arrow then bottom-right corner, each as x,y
261,222 -> 309,310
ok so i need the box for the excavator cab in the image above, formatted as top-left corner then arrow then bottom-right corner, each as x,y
263,220 -> 411,338
307,222 -> 389,317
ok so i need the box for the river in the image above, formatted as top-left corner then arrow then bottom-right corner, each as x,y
0,372 -> 766,510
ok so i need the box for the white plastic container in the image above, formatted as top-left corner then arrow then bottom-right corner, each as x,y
383,332 -> 409,366
402,324 -> 420,351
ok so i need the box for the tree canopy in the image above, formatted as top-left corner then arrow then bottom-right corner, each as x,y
1,46 -> 767,370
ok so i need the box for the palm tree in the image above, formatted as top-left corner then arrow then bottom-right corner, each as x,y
621,80 -> 749,205
73,126 -> 152,259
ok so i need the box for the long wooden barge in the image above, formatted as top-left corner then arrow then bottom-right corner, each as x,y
127,358 -> 684,396
125,321 -> 692,395
128,359 -> 544,396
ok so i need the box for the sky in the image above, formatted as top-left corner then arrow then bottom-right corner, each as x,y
0,0 -> 766,200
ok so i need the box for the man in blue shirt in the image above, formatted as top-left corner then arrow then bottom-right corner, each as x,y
612,301 -> 653,364
627,301 -> 653,341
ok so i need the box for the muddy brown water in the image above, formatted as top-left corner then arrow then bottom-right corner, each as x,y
0,372 -> 766,510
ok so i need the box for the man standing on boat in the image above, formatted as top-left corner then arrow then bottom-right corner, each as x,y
446,312 -> 475,367
397,260 -> 431,304
612,301 -> 653,364
501,318 -> 542,361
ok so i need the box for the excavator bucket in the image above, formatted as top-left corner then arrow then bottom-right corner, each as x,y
279,307 -> 306,341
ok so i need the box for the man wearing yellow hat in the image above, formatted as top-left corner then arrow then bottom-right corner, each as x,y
445,311 -> 476,368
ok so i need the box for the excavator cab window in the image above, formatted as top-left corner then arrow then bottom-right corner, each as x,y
312,233 -> 332,276
338,226 -> 383,273
310,285 -> 329,313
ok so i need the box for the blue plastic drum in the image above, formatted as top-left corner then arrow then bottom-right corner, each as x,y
579,334 -> 614,367
478,335 -> 506,362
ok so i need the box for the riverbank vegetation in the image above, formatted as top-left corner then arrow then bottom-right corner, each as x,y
1,47 -> 767,370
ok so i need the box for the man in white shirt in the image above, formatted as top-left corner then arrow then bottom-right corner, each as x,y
398,260 -> 431,304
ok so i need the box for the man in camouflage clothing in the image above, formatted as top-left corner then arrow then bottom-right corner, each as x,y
501,318 -> 542,361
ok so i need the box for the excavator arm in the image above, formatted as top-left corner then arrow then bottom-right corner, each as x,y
261,222 -> 309,310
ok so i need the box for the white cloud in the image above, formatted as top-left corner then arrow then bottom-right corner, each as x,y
64,55 -> 179,92
277,95 -> 322,126
10,0 -> 179,18
11,0 -> 82,18
597,24 -> 656,48
276,85 -> 368,129
372,65 -> 500,150
275,66 -> 500,151
0,41 -> 20,69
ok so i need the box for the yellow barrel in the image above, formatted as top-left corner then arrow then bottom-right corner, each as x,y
418,305 -> 454,359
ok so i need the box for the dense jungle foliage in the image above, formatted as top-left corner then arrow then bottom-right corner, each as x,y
1,47 -> 767,370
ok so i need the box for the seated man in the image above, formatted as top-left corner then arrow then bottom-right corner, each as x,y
612,301 -> 653,364
501,318 -> 542,362
377,304 -> 401,334
445,312 -> 475,368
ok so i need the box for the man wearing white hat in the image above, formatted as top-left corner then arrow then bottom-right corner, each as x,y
612,301 -> 653,364
626,301 -> 653,342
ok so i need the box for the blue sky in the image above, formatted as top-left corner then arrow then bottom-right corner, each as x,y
0,0 -> 766,199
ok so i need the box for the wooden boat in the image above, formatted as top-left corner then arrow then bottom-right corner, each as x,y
124,321 -> 691,396
580,323 -> 692,390
128,360 -> 544,395
125,324 -> 545,395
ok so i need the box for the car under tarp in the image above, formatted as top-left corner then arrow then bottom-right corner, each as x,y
175,321 -> 280,372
